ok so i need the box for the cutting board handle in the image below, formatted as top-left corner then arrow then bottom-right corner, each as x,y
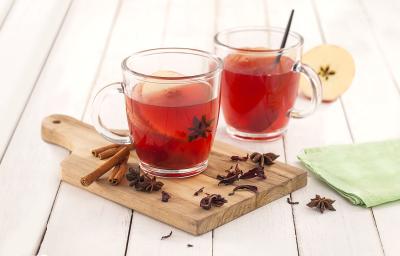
41,114 -> 100,152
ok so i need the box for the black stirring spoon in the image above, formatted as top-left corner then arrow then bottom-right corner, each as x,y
274,9 -> 295,64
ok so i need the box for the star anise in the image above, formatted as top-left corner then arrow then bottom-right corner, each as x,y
217,164 -> 242,185
135,174 -> 164,192
188,115 -> 213,142
200,194 -> 227,210
263,153 -> 279,165
126,166 -> 164,192
307,195 -> 336,213
240,165 -> 266,179
318,65 -> 336,81
250,152 -> 279,166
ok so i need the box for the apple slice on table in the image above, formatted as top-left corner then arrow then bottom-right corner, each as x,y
299,44 -> 355,102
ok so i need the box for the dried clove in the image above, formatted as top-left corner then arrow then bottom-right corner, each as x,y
194,187 -> 205,196
161,231 -> 173,240
200,194 -> 227,210
307,195 -> 336,213
287,197 -> 299,205
161,191 -> 170,202
230,153 -> 249,161
240,165 -> 266,180
187,244 -> 194,248
228,185 -> 258,196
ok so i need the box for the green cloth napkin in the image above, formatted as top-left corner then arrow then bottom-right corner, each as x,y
297,139 -> 400,207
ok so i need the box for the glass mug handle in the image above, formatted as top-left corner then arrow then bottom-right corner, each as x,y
91,82 -> 132,144
290,62 -> 322,118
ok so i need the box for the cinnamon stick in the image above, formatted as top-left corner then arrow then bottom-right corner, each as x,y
109,158 -> 128,185
91,143 -> 120,157
81,146 -> 131,186
108,164 -> 121,183
98,146 -> 122,160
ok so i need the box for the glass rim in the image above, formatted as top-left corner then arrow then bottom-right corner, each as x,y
214,26 -> 304,53
121,47 -> 223,81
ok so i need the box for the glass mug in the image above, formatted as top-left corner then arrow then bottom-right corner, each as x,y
214,27 -> 322,140
92,48 -> 223,178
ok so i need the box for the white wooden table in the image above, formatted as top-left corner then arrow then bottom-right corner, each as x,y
0,0 -> 399,255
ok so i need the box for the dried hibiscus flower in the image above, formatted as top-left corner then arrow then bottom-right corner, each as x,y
240,165 -> 266,180
228,185 -> 258,196
200,194 -> 227,210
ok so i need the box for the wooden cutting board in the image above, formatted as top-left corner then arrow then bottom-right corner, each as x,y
41,114 -> 307,235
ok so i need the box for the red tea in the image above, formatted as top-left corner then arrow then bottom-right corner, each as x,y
125,81 -> 219,174
221,53 -> 299,136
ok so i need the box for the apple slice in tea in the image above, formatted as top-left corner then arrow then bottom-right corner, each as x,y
127,70 -> 214,141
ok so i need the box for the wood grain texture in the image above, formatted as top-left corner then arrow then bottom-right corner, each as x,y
0,0 -> 120,254
41,114 -> 307,235
0,0 -> 14,29
0,0 -> 72,158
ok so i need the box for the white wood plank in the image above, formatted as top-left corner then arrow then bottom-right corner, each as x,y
213,1 -> 298,255
331,1 -> 400,255
0,0 -> 72,158
0,0 -> 120,254
360,0 -> 400,93
162,0 -> 215,50
0,0 -> 14,28
268,0 -> 385,255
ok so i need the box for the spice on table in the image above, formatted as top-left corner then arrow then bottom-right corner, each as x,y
81,145 -> 131,186
161,231 -> 173,240
125,164 -> 164,192
250,152 -> 279,166
135,174 -> 164,192
307,195 -> 336,213
126,164 -> 141,186
161,191 -> 170,202
98,146 -> 122,160
217,164 -> 242,185
250,152 -> 264,166
187,244 -> 194,247
230,153 -> 249,161
91,143 -> 120,157
240,165 -> 266,180
200,194 -> 227,210
108,157 -> 129,185
263,152 -> 279,165
287,197 -> 299,205
228,185 -> 258,196
193,187 -> 205,196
